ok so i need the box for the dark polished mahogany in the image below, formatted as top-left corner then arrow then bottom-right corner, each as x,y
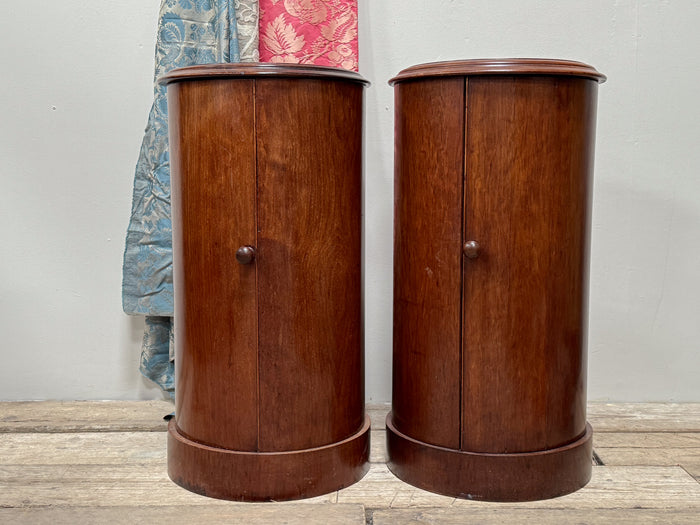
389,59 -> 605,501
163,64 -> 370,501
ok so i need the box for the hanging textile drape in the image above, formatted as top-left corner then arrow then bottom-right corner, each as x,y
124,0 -> 357,397
236,0 -> 260,61
123,1 -> 258,396
259,0 -> 358,71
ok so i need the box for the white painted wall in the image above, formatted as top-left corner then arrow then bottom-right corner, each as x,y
1,1 -> 698,401
0,3 -> 162,400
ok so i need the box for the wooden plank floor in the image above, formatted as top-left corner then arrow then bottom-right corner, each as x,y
1,402 -> 699,524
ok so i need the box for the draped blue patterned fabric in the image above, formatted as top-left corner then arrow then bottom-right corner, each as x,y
122,1 -> 241,395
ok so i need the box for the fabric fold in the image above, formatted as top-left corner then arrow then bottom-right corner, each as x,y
236,0 -> 261,61
123,1 -> 260,396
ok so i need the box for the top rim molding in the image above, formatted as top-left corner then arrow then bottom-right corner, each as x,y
389,59 -> 606,85
160,63 -> 369,86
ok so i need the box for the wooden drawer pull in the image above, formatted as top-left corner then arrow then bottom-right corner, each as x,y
462,240 -> 480,259
235,245 -> 256,265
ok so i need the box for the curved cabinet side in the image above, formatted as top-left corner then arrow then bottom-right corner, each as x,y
391,78 -> 465,449
171,79 -> 259,451
461,77 -> 597,453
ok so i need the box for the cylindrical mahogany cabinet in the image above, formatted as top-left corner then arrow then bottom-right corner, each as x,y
162,64 -> 370,502
388,59 -> 605,501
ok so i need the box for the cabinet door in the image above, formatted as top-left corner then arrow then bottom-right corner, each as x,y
255,78 -> 364,451
462,77 -> 597,453
170,79 -> 259,451
392,78 -> 465,449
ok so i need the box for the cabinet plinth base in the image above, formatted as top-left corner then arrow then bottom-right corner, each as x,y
386,414 -> 592,502
168,416 -> 370,502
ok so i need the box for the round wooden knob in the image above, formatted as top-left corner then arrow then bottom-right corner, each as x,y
235,245 -> 256,265
463,240 -> 480,259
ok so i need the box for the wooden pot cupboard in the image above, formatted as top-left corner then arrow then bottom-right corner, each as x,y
161,64 -> 370,502
388,59 -> 606,501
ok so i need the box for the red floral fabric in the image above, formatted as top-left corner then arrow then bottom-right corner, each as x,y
259,0 -> 358,71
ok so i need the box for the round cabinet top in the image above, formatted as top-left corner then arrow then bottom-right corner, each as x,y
160,63 -> 369,86
389,58 -> 606,85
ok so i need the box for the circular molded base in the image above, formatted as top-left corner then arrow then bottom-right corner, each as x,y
168,415 -> 370,501
386,414 -> 592,502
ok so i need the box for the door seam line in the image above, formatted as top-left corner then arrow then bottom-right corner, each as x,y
460,77 -> 469,451
253,79 -> 261,453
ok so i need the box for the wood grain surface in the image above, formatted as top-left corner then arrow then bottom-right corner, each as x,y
372,508 -> 700,524
168,417 -> 370,501
462,76 -> 598,453
170,79 -> 259,452
0,401 -> 173,433
588,403 -> 700,432
255,78 -> 365,452
387,418 -> 592,502
2,402 -> 700,522
165,68 -> 368,500
161,62 -> 369,85
389,58 -> 606,85
0,505 -> 367,525
391,77 -> 465,449
389,60 -> 603,501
